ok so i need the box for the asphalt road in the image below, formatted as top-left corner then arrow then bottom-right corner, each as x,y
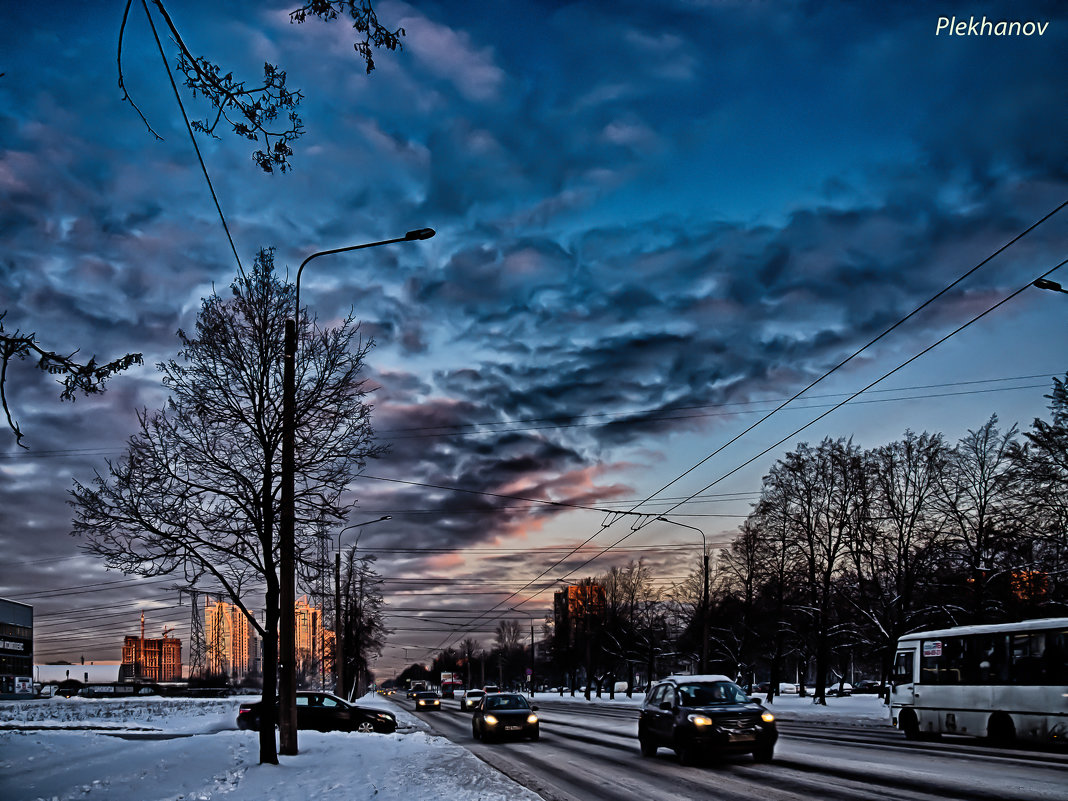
407,697 -> 1068,801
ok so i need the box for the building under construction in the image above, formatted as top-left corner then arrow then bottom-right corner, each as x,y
120,613 -> 182,682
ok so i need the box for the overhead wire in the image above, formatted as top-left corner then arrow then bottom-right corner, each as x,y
416,199 -> 1068,659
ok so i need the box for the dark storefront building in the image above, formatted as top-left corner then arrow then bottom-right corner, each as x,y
0,598 -> 33,698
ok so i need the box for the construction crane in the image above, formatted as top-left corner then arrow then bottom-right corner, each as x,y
161,626 -> 174,638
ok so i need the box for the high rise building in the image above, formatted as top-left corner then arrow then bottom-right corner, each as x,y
120,613 -> 182,682
294,595 -> 332,679
205,599 -> 256,680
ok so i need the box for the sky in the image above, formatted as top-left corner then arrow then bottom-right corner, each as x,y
1,1 -> 1066,677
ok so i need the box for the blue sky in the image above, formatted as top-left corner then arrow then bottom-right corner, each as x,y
1,1 -> 1066,675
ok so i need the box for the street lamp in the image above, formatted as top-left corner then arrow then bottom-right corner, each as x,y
510,606 -> 537,698
1033,278 -> 1068,295
334,515 -> 390,700
657,517 -> 709,674
280,228 -> 434,755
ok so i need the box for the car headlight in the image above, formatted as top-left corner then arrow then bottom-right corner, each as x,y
484,714 -> 498,726
527,714 -> 539,724
376,713 -> 393,721
418,700 -> 425,706
761,712 -> 775,723
687,714 -> 713,727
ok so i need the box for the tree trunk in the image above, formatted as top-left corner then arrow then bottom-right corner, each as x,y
259,594 -> 280,764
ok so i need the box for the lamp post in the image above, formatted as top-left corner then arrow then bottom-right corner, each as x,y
658,517 -> 709,674
334,515 -> 391,699
510,607 -> 537,698
280,228 -> 434,755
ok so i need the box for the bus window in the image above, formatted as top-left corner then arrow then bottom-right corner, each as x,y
1011,631 -> 1047,684
892,651 -> 913,685
973,633 -> 1009,684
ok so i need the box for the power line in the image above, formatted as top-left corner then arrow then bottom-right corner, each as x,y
418,199 -> 1068,658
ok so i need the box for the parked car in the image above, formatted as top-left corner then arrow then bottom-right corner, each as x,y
461,689 -> 486,711
826,682 -> 853,697
236,691 -> 397,733
853,679 -> 883,694
482,684 -> 500,694
638,676 -> 777,765
414,690 -> 442,711
471,692 -> 540,742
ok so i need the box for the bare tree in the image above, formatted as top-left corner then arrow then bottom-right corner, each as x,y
118,0 -> 405,173
762,438 -> 870,704
0,314 -> 143,448
339,550 -> 388,699
937,416 -> 1021,622
69,250 -> 383,764
848,431 -> 948,684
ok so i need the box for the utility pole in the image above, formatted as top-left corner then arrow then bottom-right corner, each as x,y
279,229 -> 432,755
658,518 -> 708,673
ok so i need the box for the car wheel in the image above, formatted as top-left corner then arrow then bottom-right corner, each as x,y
356,721 -> 375,733
675,736 -> 700,767
472,721 -> 481,740
639,734 -> 657,758
987,713 -> 1015,747
899,709 -> 920,741
752,744 -> 774,763
529,729 -> 540,742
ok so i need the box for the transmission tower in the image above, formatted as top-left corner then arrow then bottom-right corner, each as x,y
185,588 -> 206,679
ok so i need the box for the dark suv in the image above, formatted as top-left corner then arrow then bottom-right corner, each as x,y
638,676 -> 777,765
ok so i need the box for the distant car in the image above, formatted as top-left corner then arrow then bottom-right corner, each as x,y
461,689 -> 486,711
482,684 -> 500,694
826,682 -> 853,697
638,676 -> 777,765
853,680 -> 883,694
471,692 -> 539,742
414,691 -> 442,711
236,691 -> 397,733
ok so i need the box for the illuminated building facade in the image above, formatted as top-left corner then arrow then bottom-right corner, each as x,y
205,599 -> 256,680
120,613 -> 182,682
294,595 -> 333,679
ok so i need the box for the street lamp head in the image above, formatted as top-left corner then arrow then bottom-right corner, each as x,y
405,228 -> 436,241
1032,278 -> 1067,294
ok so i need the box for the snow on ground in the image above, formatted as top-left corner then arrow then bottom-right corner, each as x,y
0,690 -> 891,801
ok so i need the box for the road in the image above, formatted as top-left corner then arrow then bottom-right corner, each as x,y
406,697 -> 1068,801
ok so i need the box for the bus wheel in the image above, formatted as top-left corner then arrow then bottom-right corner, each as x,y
987,713 -> 1015,746
899,710 -> 920,741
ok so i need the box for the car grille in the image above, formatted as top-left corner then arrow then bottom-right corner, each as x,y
718,716 -> 759,731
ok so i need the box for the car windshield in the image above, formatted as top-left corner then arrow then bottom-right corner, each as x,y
676,682 -> 748,706
484,694 -> 530,710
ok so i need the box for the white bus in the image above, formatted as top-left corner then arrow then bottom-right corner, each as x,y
890,617 -> 1067,745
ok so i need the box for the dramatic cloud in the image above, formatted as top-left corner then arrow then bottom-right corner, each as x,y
2,0 -> 1065,671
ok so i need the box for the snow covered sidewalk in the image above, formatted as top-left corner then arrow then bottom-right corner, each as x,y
0,693 -> 543,801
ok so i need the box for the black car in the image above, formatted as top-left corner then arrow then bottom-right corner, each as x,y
414,690 -> 442,711
853,679 -> 883,694
471,692 -> 539,741
638,676 -> 776,765
236,691 -> 397,733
